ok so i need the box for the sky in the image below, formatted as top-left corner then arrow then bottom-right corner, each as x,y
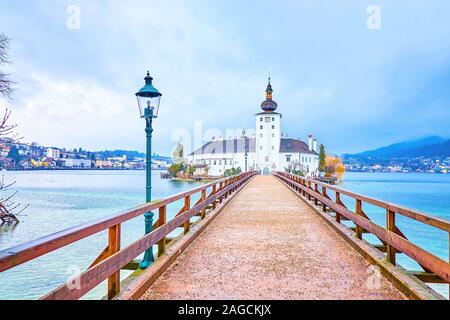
0,0 -> 450,156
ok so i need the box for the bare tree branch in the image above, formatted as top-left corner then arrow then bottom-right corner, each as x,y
0,33 -> 15,99
0,33 -> 24,225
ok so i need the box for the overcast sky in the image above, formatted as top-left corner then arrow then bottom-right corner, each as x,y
1,0 -> 449,155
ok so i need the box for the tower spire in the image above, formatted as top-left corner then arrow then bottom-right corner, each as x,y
266,76 -> 273,100
261,76 -> 278,112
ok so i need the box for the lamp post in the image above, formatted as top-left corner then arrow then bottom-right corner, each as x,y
136,71 -> 162,270
242,129 -> 248,172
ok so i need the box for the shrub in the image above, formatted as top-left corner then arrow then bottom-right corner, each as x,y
168,163 -> 185,178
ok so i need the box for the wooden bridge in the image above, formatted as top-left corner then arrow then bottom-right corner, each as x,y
0,172 -> 449,300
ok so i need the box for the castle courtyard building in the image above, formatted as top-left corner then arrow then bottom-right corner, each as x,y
188,80 -> 319,176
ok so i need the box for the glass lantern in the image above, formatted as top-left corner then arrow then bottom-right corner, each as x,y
136,71 -> 162,118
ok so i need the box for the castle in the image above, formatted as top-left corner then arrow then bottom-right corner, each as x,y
188,79 -> 319,176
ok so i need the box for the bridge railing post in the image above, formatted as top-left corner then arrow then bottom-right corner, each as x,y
183,196 -> 191,234
201,189 -> 207,220
158,206 -> 167,257
212,184 -> 217,210
322,186 -> 328,213
314,183 -> 319,205
355,200 -> 363,240
107,224 -> 121,300
386,209 -> 397,265
219,182 -> 224,203
335,192 -> 342,223
307,181 -> 312,200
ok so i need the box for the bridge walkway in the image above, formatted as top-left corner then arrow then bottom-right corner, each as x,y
141,176 -> 404,300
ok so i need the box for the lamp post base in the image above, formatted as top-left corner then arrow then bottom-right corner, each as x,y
140,211 -> 155,270
140,251 -> 155,270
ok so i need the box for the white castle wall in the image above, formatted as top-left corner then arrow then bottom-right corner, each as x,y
189,152 -> 256,177
255,112 -> 281,174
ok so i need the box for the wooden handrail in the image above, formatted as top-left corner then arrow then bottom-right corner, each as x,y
0,171 -> 257,300
278,173 -> 450,233
0,173 -> 251,273
274,172 -> 450,287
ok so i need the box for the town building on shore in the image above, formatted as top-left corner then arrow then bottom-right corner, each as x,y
188,80 -> 319,177
46,148 -> 61,159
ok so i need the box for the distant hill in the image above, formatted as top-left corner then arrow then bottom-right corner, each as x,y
344,136 -> 450,159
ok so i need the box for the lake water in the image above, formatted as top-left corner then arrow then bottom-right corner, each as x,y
341,172 -> 450,298
0,171 -> 449,299
0,170 -> 204,300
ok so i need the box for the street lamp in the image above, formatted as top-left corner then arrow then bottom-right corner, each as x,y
136,71 -> 162,270
242,129 -> 248,172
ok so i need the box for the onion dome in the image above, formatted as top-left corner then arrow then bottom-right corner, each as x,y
261,77 -> 278,112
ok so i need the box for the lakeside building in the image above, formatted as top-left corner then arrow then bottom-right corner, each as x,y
47,148 -> 61,159
61,159 -> 93,169
188,80 -> 319,176
0,140 -> 172,170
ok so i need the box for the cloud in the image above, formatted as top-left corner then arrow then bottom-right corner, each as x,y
9,72 -> 142,151
2,0 -> 450,155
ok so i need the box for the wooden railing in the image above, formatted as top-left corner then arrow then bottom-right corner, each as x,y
0,171 -> 257,300
274,172 -> 450,297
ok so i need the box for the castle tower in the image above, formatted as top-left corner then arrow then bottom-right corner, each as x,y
255,78 -> 282,175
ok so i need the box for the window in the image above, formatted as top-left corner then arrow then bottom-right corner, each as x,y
260,125 -> 263,130
272,117 -> 275,121
224,160 -> 227,165
219,160 -> 222,165
272,125 -> 275,130
260,146 -> 263,150
214,160 -> 217,165
272,133 -> 275,137
260,117 -> 263,122
260,134 -> 263,138
265,156 -> 269,162
286,156 -> 291,162
265,117 -> 271,123
272,146 -> 275,150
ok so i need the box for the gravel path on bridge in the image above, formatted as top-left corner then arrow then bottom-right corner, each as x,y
141,176 -> 404,300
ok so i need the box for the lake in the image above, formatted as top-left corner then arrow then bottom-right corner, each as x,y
0,171 -> 449,299
341,172 -> 450,297
0,170 -> 204,300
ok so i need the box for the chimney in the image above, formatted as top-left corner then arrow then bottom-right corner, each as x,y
308,135 -> 313,151
313,139 -> 318,153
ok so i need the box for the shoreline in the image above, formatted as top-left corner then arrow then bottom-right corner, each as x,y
346,171 -> 447,174
3,168 -> 168,172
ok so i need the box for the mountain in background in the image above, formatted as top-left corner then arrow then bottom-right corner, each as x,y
344,136 -> 450,159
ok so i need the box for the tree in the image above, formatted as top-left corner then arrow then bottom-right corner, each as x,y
172,143 -> 185,165
325,155 -> 346,183
224,167 -> 242,177
319,144 -> 326,173
168,163 -> 185,178
0,33 -> 26,225
187,165 -> 196,176
0,34 -> 14,99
